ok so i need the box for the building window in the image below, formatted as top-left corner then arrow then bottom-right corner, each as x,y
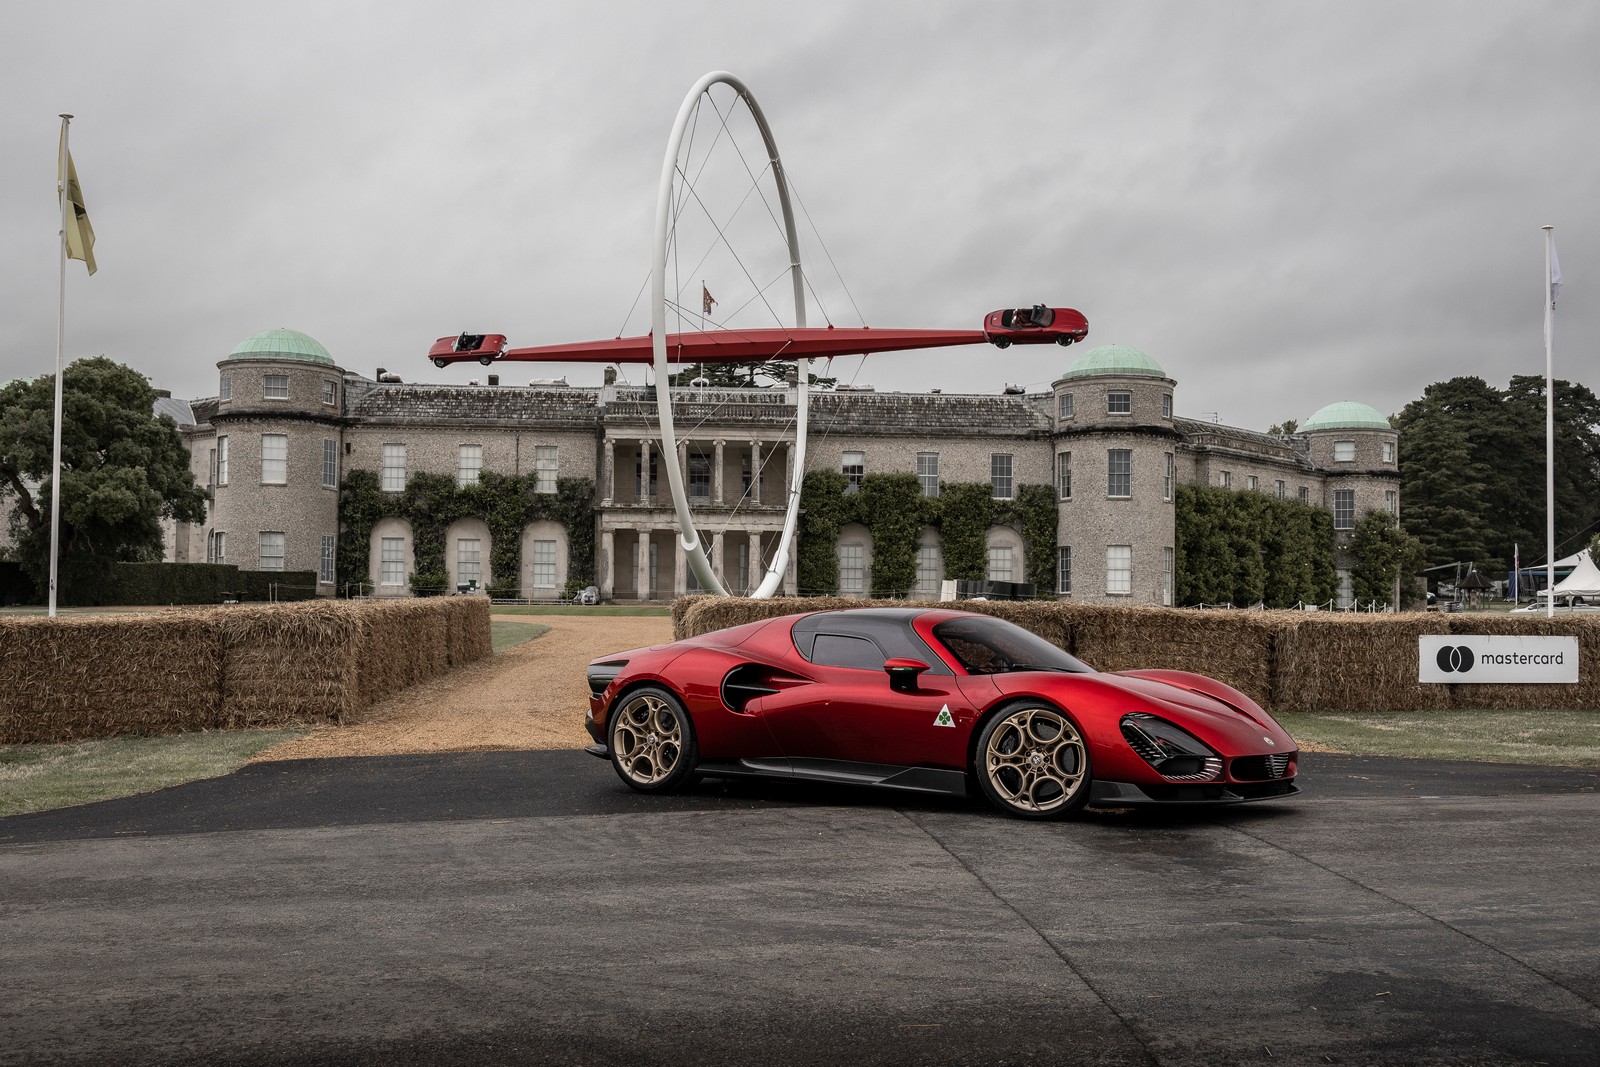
917,452 -> 940,497
991,454 -> 1013,499
319,534 -> 336,584
261,434 -> 287,485
217,436 -> 229,485
1058,393 -> 1074,420
1107,391 -> 1132,414
1163,453 -> 1174,501
1106,545 -> 1132,595
1246,475 -> 1258,492
380,537 -> 405,586
915,543 -> 942,599
1334,441 -> 1356,462
1385,490 -> 1398,514
1219,470 -> 1231,489
322,379 -> 337,406
457,444 -> 482,487
209,530 -> 227,565
533,539 -> 557,588
842,451 -> 865,493
688,452 -> 711,500
322,439 -> 338,488
988,545 -> 1014,582
1299,486 -> 1309,505
1057,546 -> 1072,595
1275,479 -> 1285,499
1108,449 -> 1132,498
1333,489 -> 1356,530
1057,451 -> 1072,500
1162,393 -> 1172,419
220,375 -> 232,401
1162,547 -> 1174,607
263,374 -> 289,400
1382,442 -> 1395,463
457,538 -> 482,589
258,531 -> 285,571
839,543 -> 866,597
535,445 -> 558,494
381,444 -> 406,492
1337,568 -> 1354,609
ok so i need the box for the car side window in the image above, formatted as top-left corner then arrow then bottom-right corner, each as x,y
812,633 -> 886,670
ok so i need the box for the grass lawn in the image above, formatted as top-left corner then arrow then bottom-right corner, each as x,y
1277,709 -> 1600,767
491,620 -> 551,651
0,729 -> 305,818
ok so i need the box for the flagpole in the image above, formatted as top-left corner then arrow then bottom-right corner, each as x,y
50,114 -> 74,618
1542,225 -> 1555,618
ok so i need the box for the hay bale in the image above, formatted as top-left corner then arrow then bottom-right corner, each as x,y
1446,614 -> 1600,710
0,612 -> 225,743
1272,612 -> 1447,713
214,602 -> 361,727
1070,604 -> 1278,708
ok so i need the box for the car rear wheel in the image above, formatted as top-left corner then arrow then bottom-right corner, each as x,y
432,357 -> 449,368
973,702 -> 1091,819
478,354 -> 495,366
1056,335 -> 1075,346
608,686 -> 699,794
993,338 -> 1012,349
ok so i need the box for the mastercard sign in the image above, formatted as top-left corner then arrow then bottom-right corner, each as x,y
1418,635 -> 1579,684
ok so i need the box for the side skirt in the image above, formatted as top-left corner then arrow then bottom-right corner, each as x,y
696,757 -> 971,798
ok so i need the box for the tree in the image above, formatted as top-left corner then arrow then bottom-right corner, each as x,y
1174,484 -> 1336,607
1267,419 -> 1298,435
0,357 -> 207,597
667,360 -> 837,389
1349,510 -> 1427,608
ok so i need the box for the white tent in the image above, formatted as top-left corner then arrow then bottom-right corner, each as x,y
1549,551 -> 1600,598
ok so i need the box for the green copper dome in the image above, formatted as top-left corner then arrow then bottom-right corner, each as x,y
227,328 -> 335,365
1060,344 -> 1166,380
1301,401 -> 1390,431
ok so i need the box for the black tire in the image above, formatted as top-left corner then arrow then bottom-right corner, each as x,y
1056,335 -> 1075,346
432,357 -> 449,368
993,338 -> 1012,349
478,354 -> 494,366
608,686 -> 699,794
971,701 -> 1092,820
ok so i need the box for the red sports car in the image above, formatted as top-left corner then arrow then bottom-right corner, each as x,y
585,608 -> 1298,819
429,332 -> 508,367
983,305 -> 1089,348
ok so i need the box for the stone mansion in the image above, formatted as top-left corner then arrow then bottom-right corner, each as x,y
162,328 -> 1401,606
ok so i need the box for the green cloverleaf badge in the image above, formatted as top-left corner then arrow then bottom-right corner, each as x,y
932,705 -> 955,728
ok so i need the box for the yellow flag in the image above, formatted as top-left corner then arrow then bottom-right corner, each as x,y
57,129 -> 96,275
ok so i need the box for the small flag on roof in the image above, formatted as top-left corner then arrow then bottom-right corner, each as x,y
702,284 -> 716,316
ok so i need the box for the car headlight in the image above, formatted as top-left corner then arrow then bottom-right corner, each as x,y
1120,713 -> 1222,782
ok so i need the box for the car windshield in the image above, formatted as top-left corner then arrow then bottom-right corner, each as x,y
1030,306 -> 1055,327
931,616 -> 1093,675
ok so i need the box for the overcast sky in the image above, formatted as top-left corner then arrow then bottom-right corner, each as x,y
3,0 -> 1595,431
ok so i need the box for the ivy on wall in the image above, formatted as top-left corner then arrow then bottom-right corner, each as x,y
1174,483 -> 1336,607
337,469 -> 595,597
797,471 -> 1057,596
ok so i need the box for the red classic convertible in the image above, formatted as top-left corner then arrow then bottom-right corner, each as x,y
585,608 -> 1299,820
983,305 -> 1089,348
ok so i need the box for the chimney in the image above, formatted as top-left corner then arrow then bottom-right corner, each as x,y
487,374 -> 499,387
375,367 -> 386,380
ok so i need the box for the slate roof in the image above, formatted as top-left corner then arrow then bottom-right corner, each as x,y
349,385 -> 602,428
808,391 -> 1052,437
1171,416 -> 1315,468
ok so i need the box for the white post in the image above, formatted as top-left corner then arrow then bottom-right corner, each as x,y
49,114 -> 73,617
1543,225 -> 1556,618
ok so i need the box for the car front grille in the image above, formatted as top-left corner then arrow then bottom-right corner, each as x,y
1231,753 -> 1293,781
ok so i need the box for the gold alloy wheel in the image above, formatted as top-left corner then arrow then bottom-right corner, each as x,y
612,692 -> 685,786
983,707 -> 1087,813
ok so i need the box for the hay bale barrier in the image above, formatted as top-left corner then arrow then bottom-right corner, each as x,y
0,598 -> 492,744
674,598 -> 1599,714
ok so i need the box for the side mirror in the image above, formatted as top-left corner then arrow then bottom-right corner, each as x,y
884,658 -> 929,693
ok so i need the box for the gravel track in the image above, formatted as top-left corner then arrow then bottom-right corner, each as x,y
250,615 -> 672,761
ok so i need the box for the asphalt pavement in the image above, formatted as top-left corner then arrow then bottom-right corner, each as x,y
2,751 -> 1597,1066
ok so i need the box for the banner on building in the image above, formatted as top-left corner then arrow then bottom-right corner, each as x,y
1418,635 -> 1579,684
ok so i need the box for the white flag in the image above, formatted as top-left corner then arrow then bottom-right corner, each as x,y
1550,235 -> 1562,307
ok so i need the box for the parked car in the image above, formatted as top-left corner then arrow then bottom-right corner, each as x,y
983,306 -> 1089,348
584,608 -> 1299,820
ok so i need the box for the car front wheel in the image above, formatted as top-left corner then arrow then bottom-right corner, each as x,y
993,338 -> 1012,349
432,357 -> 449,368
973,702 -> 1092,819
608,686 -> 699,794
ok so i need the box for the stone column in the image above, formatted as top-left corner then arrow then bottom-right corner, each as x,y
785,441 -> 796,509
638,440 -> 651,504
711,530 -> 724,585
751,440 -> 763,506
785,537 -> 798,596
600,528 -> 615,601
713,438 -> 725,505
747,532 -> 761,594
602,438 -> 615,505
673,535 -> 686,598
677,440 -> 689,492
635,528 -> 649,601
